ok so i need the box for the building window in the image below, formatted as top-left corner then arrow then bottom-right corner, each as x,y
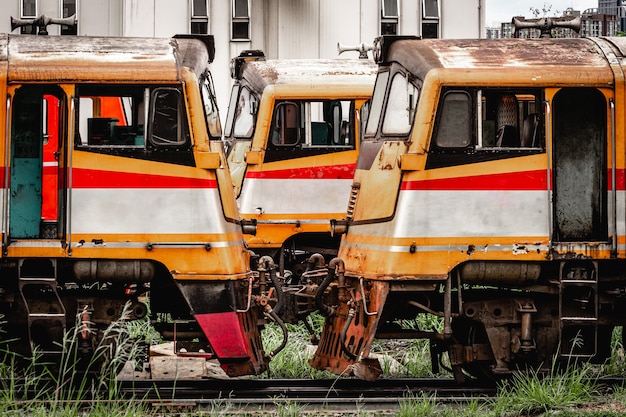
21,0 -> 37,17
20,0 -> 37,34
231,0 -> 250,41
422,0 -> 439,38
191,0 -> 208,34
381,0 -> 398,35
61,0 -> 77,35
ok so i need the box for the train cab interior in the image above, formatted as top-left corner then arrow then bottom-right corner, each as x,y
269,100 -> 355,151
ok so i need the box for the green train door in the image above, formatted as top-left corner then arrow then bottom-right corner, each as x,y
9,85 -> 64,239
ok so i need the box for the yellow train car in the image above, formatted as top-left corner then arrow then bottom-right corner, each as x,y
0,33 -> 266,376
310,34 -> 626,383
225,51 -> 376,287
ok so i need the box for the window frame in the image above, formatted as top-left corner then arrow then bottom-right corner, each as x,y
270,101 -> 301,147
148,87 -> 189,148
380,0 -> 399,35
74,85 -> 149,149
21,0 -> 37,18
61,0 -> 77,35
421,0 -> 440,38
232,86 -> 256,139
433,90 -> 472,149
364,70 -> 390,138
200,72 -> 223,140
269,99 -> 357,150
231,0 -> 250,41
382,0 -> 399,18
380,72 -> 420,137
191,0 -> 209,34
422,0 -> 440,19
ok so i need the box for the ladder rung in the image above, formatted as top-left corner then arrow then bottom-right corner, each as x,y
20,277 -> 57,282
561,317 -> 597,322
28,313 -> 66,319
560,353 -> 595,358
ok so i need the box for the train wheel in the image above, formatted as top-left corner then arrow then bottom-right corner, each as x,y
451,319 -> 499,385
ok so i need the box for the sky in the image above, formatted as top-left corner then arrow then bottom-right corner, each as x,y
485,0 -> 598,26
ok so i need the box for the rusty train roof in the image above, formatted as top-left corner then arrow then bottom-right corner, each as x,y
384,37 -> 626,84
0,33 -> 213,83
239,59 -> 378,95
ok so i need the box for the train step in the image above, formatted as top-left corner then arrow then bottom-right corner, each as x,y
558,261 -> 598,359
17,259 -> 66,354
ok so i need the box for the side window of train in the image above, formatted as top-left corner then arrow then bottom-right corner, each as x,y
75,84 -> 148,149
427,88 -> 545,169
271,102 -> 300,146
267,100 -> 356,161
149,87 -> 190,147
477,89 -> 544,150
434,91 -> 472,148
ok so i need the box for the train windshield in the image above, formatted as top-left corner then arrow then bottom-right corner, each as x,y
200,73 -> 222,140
364,70 -> 389,137
225,86 -> 257,140
381,72 -> 419,136
364,69 -> 420,139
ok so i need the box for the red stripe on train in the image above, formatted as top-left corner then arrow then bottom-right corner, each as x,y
401,170 -> 626,191
71,168 -> 217,188
245,163 -> 355,180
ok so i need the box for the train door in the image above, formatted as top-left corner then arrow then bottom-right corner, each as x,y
8,85 -> 65,240
551,87 -> 608,359
552,88 -> 607,243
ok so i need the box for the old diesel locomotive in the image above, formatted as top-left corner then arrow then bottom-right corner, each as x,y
0,33 -> 267,377
224,51 -> 375,287
308,35 -> 626,383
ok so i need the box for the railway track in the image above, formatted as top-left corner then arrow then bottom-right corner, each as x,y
116,376 -> 626,413
118,377 -> 496,413
119,377 -> 495,400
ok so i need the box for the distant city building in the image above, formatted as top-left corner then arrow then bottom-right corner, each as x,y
582,8 -> 619,36
486,5 -> 618,38
598,0 -> 626,31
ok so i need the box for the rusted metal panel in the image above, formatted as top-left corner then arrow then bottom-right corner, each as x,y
388,38 -> 615,84
241,59 -> 377,95
5,34 -> 199,83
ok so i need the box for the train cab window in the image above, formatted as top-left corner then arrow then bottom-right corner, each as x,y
477,90 -> 544,150
269,100 -> 356,150
76,85 -> 148,148
365,70 -> 390,137
427,88 -> 544,169
381,72 -> 419,136
434,91 -> 471,148
149,87 -> 189,147
271,102 -> 300,146
200,74 -> 222,139
76,85 -> 191,152
232,87 -> 257,138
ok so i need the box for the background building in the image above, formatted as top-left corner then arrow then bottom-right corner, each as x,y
1,0 -> 485,120
487,3 -> 619,39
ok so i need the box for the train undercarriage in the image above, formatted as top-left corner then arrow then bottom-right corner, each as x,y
296,258 -> 626,383
3,251 -> 626,385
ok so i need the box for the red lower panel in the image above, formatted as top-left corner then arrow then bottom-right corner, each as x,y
195,311 -> 250,359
